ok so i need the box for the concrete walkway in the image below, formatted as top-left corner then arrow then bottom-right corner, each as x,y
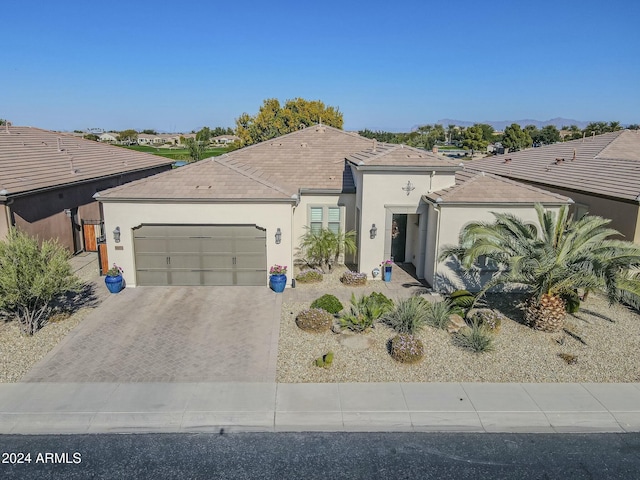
1,382 -> 638,434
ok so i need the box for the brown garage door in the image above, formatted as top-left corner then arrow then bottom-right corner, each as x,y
133,224 -> 267,286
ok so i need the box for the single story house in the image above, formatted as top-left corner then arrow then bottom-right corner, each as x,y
0,125 -> 174,253
212,135 -> 240,144
97,125 -> 570,291
98,132 -> 119,143
470,130 -> 640,243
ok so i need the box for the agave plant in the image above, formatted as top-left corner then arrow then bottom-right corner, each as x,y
440,204 -> 640,332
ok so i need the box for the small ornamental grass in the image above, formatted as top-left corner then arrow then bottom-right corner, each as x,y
295,268 -> 323,284
453,320 -> 495,353
382,296 -> 430,334
340,271 -> 367,286
310,294 -> 344,314
389,334 -> 425,364
295,308 -> 333,333
425,300 -> 455,330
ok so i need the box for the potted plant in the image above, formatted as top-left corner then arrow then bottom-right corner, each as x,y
105,263 -> 124,293
381,260 -> 393,282
269,264 -> 287,293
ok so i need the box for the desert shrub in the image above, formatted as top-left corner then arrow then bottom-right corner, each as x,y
296,269 -> 323,284
453,321 -> 495,353
310,294 -> 343,314
295,308 -> 333,333
382,296 -> 431,334
425,300 -> 454,329
470,309 -> 505,333
0,229 -> 81,335
340,271 -> 367,286
368,292 -> 394,314
448,290 -> 485,317
389,334 -> 425,364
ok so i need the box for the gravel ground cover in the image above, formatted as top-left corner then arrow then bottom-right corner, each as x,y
278,276 -> 640,383
0,259 -> 104,383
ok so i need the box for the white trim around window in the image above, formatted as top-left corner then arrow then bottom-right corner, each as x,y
308,205 -> 343,234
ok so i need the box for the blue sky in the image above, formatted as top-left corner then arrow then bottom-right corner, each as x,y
1,0 -> 638,132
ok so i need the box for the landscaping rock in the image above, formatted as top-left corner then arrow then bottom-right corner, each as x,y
338,333 -> 375,351
331,323 -> 342,334
447,314 -> 467,334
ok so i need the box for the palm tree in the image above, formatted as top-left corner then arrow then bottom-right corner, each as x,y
298,227 -> 357,273
440,204 -> 640,332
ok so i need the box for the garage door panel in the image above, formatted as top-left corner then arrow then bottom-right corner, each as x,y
136,254 -> 169,269
134,238 -> 167,253
201,238 -> 233,253
136,270 -> 169,286
134,224 -> 267,286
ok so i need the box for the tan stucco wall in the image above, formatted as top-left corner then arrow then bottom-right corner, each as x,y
293,193 -> 357,264
101,202 -> 293,287
517,185 -> 640,244
430,204 -> 562,291
0,204 -> 11,239
357,170 -> 456,279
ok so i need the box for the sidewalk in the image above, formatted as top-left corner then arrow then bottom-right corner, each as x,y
1,382 -> 638,435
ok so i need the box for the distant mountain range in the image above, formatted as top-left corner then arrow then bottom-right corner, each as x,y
436,118 -> 591,130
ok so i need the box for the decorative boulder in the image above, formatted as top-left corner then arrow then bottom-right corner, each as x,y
447,314 -> 467,334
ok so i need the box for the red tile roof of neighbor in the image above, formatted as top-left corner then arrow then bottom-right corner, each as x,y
0,126 -> 173,196
469,130 -> 640,202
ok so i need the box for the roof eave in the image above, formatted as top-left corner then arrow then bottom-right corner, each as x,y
349,164 -> 461,172
96,196 -> 297,204
422,196 -> 572,207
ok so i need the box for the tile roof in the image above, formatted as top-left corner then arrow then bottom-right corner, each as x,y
97,155 -> 296,201
0,126 -> 173,196
469,130 -> 640,202
99,125 -> 381,200
424,169 -> 571,205
347,143 -> 460,169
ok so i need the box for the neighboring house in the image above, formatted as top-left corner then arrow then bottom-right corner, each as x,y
0,125 -> 174,254
469,130 -> 640,243
212,135 -> 240,144
97,125 -> 570,291
137,134 -> 166,145
98,132 -> 119,143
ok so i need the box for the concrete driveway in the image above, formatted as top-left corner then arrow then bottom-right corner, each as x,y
22,286 -> 282,383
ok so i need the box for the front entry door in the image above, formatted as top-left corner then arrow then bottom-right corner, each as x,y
391,214 -> 407,263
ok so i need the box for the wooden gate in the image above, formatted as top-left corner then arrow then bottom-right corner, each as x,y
82,220 -> 103,252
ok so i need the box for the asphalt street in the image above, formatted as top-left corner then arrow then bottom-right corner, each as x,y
1,432 -> 639,479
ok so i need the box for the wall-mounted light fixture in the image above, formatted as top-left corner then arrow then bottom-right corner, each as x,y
275,227 -> 282,244
370,224 -> 377,239
113,226 -> 121,243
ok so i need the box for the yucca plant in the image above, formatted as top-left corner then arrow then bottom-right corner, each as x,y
440,204 -> 640,332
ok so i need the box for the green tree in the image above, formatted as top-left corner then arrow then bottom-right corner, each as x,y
539,125 -> 561,144
0,229 -> 81,335
235,98 -> 343,146
184,138 -> 208,162
477,123 -> 495,142
141,129 -> 158,135
196,126 -> 212,143
501,123 -> 532,152
298,227 -> 357,273
628,124 -> 640,130
462,125 -> 489,154
83,133 -> 99,141
118,129 -> 138,145
440,205 -> 640,332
